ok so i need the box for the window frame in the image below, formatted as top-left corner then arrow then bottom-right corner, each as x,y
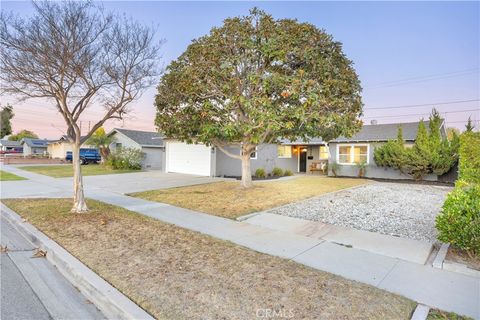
240,146 -> 258,159
336,143 -> 369,165
319,145 -> 329,160
277,145 -> 292,159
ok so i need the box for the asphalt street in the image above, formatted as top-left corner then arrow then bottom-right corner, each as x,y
0,215 -> 104,320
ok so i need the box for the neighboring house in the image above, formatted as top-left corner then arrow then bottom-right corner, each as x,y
0,139 -> 23,153
21,138 -> 53,156
108,128 -> 164,170
47,136 -> 94,159
328,120 -> 446,180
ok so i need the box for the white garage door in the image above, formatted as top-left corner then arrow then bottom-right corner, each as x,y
166,142 -> 211,176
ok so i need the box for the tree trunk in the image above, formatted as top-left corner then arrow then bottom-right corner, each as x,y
240,147 -> 253,188
71,141 -> 88,213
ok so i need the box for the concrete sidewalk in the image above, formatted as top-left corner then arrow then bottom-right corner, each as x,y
243,213 -> 434,265
1,164 -> 479,319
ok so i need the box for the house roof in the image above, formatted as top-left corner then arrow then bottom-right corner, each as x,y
21,138 -> 53,148
0,139 -> 22,147
281,137 -> 326,145
49,135 -> 88,144
330,120 -> 435,143
111,128 -> 164,147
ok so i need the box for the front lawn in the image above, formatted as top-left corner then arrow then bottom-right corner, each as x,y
131,176 -> 367,219
0,170 -> 27,181
3,198 -> 415,319
20,165 -> 139,178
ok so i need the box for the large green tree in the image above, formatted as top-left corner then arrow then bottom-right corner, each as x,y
0,104 -> 14,138
155,9 -> 362,187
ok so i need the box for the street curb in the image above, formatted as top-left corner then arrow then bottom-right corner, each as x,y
0,203 -> 154,320
411,304 -> 430,320
432,243 -> 449,269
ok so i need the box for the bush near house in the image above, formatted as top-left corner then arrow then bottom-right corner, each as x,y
105,147 -> 144,170
436,131 -> 480,256
272,167 -> 284,177
254,168 -> 266,178
374,110 -> 459,180
284,169 -> 294,176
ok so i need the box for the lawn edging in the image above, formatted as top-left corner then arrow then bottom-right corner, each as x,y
410,304 -> 430,320
0,202 -> 154,320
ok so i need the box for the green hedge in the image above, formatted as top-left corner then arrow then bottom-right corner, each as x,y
435,184 -> 480,255
458,132 -> 480,184
435,132 -> 480,255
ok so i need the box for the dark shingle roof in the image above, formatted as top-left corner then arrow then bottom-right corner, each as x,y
281,137 -> 326,145
113,128 -> 164,147
21,138 -> 53,147
330,121 -> 432,143
0,139 -> 22,147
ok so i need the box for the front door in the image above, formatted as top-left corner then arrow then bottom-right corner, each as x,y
299,148 -> 307,172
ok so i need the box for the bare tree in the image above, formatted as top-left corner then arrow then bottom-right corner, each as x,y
1,1 -> 162,212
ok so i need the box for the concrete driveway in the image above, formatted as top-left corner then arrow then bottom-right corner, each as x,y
78,170 -> 228,194
1,165 -> 228,196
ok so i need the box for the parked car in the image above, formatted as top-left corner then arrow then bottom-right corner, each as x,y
66,148 -> 101,164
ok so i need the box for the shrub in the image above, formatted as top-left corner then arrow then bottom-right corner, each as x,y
458,132 -> 480,184
255,168 -> 266,178
105,147 -> 144,170
435,184 -> 480,255
329,161 -> 339,177
356,161 -> 367,177
374,110 -> 458,180
284,169 -> 293,176
272,167 -> 284,177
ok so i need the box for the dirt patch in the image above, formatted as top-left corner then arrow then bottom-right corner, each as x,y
446,246 -> 480,271
3,198 -> 416,320
130,176 -> 367,219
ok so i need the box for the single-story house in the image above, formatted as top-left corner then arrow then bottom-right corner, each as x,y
328,120 -> 445,180
109,120 -> 445,181
0,139 -> 23,153
108,128 -> 164,170
47,136 -> 94,159
161,120 -> 446,181
21,138 -> 53,156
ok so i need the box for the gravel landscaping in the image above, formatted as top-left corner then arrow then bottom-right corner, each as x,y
269,182 -> 452,242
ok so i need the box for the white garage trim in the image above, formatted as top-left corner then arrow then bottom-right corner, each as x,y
166,141 -> 212,176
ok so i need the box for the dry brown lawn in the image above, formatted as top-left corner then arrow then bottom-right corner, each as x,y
131,176 -> 367,219
2,198 -> 416,320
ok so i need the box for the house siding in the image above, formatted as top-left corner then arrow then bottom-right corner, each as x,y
328,142 -> 438,181
48,141 -> 94,159
109,131 -> 164,170
215,144 -> 299,177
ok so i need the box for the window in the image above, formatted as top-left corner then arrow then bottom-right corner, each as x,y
319,146 -> 329,159
277,145 -> 292,158
250,147 -> 257,159
337,144 -> 369,164
241,146 -> 258,159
